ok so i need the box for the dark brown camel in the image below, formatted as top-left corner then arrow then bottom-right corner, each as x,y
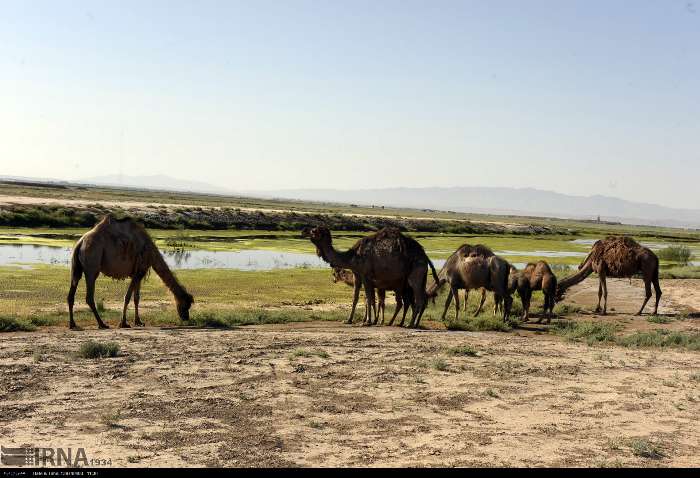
67,215 -> 194,329
557,236 -> 661,315
303,226 -> 438,328
332,267 -> 411,325
513,261 -> 557,322
427,244 -> 513,321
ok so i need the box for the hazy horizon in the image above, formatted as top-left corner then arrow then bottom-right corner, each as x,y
2,1 -> 699,209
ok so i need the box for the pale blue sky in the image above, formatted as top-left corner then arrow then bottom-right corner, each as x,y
1,1 -> 698,208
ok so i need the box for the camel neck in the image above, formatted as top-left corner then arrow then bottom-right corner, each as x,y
318,242 -> 355,270
151,250 -> 189,299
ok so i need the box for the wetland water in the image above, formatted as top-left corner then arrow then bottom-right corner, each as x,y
1,240 -> 694,271
0,244 -> 540,271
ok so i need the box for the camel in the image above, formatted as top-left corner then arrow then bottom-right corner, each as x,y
512,261 -> 557,323
427,244 -> 513,321
303,226 -> 438,328
557,236 -> 661,315
67,215 -> 194,329
332,267 -> 412,325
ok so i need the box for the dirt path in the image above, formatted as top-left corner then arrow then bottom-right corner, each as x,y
1,320 -> 698,468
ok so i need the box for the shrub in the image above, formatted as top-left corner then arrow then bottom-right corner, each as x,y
0,316 -> 37,332
550,320 -> 619,345
447,345 -> 478,357
77,340 -> 120,359
657,245 -> 693,266
619,330 -> 700,351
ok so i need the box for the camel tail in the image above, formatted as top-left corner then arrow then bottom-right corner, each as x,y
70,241 -> 83,284
427,258 -> 439,285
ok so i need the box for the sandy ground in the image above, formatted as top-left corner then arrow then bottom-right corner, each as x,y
1,278 -> 699,468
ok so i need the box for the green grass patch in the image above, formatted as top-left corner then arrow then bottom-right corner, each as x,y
431,357 -> 449,371
657,245 -> 693,266
77,340 -> 120,359
618,330 -> 700,351
445,315 -> 512,332
550,320 -> 619,345
290,348 -> 329,359
629,439 -> 665,460
646,315 -> 672,324
447,344 -> 479,357
0,315 -> 37,332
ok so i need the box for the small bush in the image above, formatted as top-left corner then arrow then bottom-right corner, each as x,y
290,348 -> 329,359
447,345 -> 478,357
431,357 -> 448,371
553,303 -> 582,315
77,340 -> 120,359
629,439 -> 665,460
657,245 -> 693,266
0,316 -> 37,332
445,316 -> 512,332
619,330 -> 700,351
550,320 -> 619,345
193,312 -> 231,329
646,315 -> 672,324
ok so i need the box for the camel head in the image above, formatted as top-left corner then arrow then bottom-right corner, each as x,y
176,292 -> 194,321
331,267 -> 344,283
301,226 -> 332,260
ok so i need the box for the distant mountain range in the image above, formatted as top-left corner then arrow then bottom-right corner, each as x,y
81,174 -> 233,195
248,187 -> 700,230
2,174 -> 698,229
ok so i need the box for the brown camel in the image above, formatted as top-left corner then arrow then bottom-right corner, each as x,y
303,226 -> 438,328
557,236 -> 661,315
332,267 -> 412,325
513,261 -> 557,322
67,215 -> 194,329
427,244 -> 513,321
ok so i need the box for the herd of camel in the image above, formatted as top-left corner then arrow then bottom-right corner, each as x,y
66,215 -> 663,330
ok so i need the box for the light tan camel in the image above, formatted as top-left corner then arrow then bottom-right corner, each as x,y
303,226 -> 438,328
513,261 -> 557,322
557,236 -> 661,315
427,245 -> 513,321
67,215 -> 194,329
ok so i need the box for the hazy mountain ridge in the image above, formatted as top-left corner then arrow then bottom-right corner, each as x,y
4,174 -> 698,229
249,187 -> 700,229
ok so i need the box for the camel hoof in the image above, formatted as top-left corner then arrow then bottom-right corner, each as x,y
69,324 -> 81,331
135,321 -> 145,327
119,323 -> 131,329
98,323 -> 110,329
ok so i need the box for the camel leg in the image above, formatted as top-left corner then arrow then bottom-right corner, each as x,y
441,289 -> 454,321
636,279 -> 653,316
652,275 -> 662,315
600,272 -> 608,315
133,280 -> 144,326
463,290 -> 469,311
474,289 -> 487,317
522,290 -> 531,322
503,294 -> 513,322
375,289 -> 385,325
407,268 -> 427,328
452,286 -> 460,322
595,278 -> 603,313
85,272 -> 109,329
388,292 -> 402,326
120,279 -> 137,328
347,280 -> 361,324
67,268 -> 82,330
364,283 -> 375,326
